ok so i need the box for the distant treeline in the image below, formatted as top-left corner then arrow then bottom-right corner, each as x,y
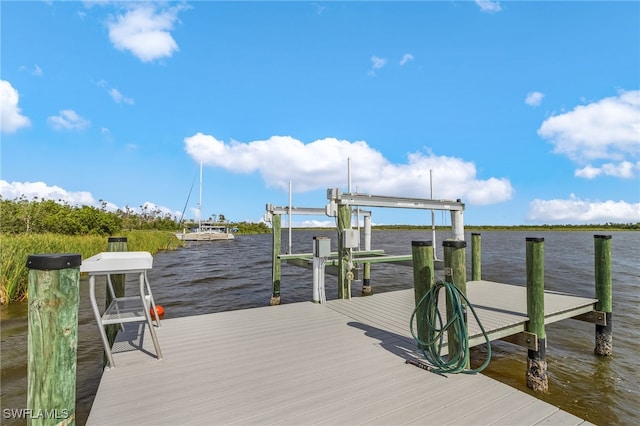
0,197 -> 270,235
292,223 -> 639,231
371,223 -> 640,231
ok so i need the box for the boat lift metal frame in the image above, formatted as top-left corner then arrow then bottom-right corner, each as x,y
325,188 -> 465,241
265,189 -> 466,303
325,188 -> 465,300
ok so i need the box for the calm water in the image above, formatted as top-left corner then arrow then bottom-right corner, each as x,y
1,230 -> 638,425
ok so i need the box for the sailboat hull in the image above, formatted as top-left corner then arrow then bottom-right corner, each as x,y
176,231 -> 235,241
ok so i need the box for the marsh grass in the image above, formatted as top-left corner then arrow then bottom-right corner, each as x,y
1,231 -> 182,304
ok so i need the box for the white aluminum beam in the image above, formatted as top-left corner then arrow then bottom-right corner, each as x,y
326,189 -> 464,211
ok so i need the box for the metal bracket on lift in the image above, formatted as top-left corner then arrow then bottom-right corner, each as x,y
500,331 -> 539,351
572,310 -> 607,326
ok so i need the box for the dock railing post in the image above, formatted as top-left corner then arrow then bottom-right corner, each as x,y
26,253 -> 82,425
594,234 -> 613,357
412,241 -> 434,348
270,214 -> 282,305
106,237 -> 127,353
526,237 -> 548,392
337,204 -> 351,299
443,239 -> 468,369
471,233 -> 481,281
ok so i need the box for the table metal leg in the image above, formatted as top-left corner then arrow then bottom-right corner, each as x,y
89,275 -> 116,368
144,271 -> 161,328
139,272 -> 163,360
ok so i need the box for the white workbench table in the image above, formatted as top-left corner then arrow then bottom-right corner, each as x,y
81,251 -> 163,368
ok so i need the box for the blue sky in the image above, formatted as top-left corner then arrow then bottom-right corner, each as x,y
1,1 -> 639,227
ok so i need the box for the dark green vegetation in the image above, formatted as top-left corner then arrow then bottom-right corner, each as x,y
0,196 -> 271,235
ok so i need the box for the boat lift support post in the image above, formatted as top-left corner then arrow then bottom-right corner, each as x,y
326,188 -> 465,300
265,203 -> 373,304
265,204 -> 327,304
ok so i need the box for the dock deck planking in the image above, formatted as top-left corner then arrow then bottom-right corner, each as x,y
326,280 -> 597,349
87,281 -> 596,425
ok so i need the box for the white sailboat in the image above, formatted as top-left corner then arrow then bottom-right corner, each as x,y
176,162 -> 236,241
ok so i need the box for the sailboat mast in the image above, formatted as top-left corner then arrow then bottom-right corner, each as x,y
198,161 -> 203,230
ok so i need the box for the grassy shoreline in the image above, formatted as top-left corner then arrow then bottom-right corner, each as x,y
1,230 -> 183,305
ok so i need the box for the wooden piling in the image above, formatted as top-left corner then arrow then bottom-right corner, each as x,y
471,233 -> 481,281
26,253 -> 82,426
443,239 -> 468,368
362,214 -> 372,295
362,264 -> 372,295
337,204 -> 351,299
411,241 -> 434,348
270,214 -> 282,305
525,237 -> 548,392
594,234 -> 613,356
105,237 -> 127,351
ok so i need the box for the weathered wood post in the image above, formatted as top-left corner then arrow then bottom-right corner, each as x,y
471,233 -> 481,281
337,204 -> 351,299
105,237 -> 127,350
412,241 -> 434,348
443,239 -> 468,368
594,234 -> 613,356
362,213 -> 372,295
526,237 -> 547,392
270,213 -> 282,305
26,253 -> 82,426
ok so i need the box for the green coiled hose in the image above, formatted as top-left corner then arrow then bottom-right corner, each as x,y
410,279 -> 492,374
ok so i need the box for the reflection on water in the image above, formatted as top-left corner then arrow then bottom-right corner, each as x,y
1,230 -> 638,425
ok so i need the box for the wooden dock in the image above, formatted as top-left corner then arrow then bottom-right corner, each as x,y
87,281 -> 596,425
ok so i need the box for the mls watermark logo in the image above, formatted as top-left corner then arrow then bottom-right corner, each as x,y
2,409 -> 71,420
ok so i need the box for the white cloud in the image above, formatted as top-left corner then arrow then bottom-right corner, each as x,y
575,161 -> 640,179
109,88 -> 135,105
0,180 -> 96,206
371,56 -> 387,69
475,1 -> 502,13
538,90 -> 640,179
574,165 -> 601,179
311,2 -> 326,15
0,180 -> 181,218
525,91 -> 544,106
18,64 -> 43,76
97,80 -> 134,104
299,219 -> 335,228
528,194 -> 640,224
107,4 -> 183,62
0,80 -> 31,133
183,133 -> 514,206
32,65 -> 43,77
48,109 -> 91,131
400,53 -> 414,66
139,201 -> 180,218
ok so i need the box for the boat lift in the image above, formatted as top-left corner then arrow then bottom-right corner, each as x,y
264,203 -> 376,305
326,188 -> 465,300
265,188 -> 466,304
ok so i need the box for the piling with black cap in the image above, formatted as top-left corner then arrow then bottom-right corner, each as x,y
26,253 -> 82,425
525,237 -> 547,392
411,241 -> 434,347
594,235 -> 613,356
